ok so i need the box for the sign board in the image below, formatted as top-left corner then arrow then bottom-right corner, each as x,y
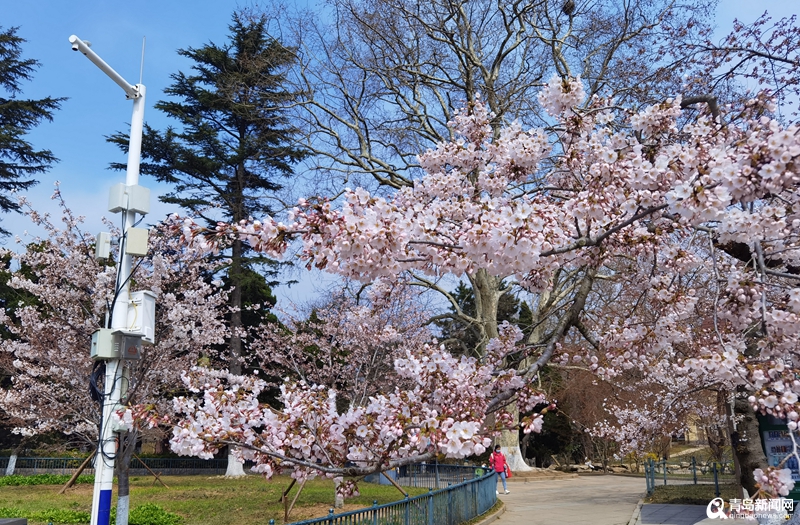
758,414 -> 800,501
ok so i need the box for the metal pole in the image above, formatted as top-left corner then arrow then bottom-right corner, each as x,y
692,456 -> 697,485
68,36 -> 139,99
469,480 -> 474,520
428,489 -> 434,525
91,360 -> 121,525
447,483 -> 453,525
713,463 -> 720,497
70,35 -> 146,525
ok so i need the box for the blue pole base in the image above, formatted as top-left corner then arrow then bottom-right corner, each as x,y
97,489 -> 113,525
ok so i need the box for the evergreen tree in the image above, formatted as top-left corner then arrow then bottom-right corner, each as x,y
518,301 -> 534,339
109,13 -> 304,380
0,27 -> 62,235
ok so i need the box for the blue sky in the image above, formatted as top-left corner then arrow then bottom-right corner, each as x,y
2,0 -> 340,306
1,0 -> 797,306
3,0 -> 256,234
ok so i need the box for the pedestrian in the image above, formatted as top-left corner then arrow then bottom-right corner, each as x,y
489,445 -> 510,494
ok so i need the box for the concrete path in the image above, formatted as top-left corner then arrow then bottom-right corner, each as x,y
494,474 -> 644,525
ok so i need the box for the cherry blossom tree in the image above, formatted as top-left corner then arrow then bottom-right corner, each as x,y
280,0 -> 720,469
251,281 -> 432,408
141,320 -> 548,502
0,190 -> 227,521
171,52 -> 800,498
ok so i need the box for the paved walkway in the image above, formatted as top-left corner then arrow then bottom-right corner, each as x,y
494,475 -> 643,525
491,474 -> 767,525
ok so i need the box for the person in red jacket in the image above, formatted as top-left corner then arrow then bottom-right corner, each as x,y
489,445 -> 510,494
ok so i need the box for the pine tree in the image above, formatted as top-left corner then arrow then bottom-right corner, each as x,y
109,13 -> 304,378
0,27 -> 63,235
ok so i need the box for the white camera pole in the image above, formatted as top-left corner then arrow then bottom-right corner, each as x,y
69,35 -> 145,525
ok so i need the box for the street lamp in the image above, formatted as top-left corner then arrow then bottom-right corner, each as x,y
69,34 -> 152,525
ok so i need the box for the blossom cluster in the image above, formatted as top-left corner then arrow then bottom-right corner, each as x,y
145,323 -> 547,491
754,467 -> 796,497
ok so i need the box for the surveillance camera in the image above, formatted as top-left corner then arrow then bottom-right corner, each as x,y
68,35 -> 89,53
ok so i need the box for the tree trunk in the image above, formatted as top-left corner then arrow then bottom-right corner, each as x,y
732,398 -> 768,497
225,237 -> 247,478
724,393 -> 745,499
471,270 -> 533,470
5,441 -> 25,476
469,269 -> 501,347
5,453 -> 17,476
225,447 -> 246,478
230,238 -> 244,376
495,403 -> 533,472
333,477 -> 344,508
115,430 -> 137,525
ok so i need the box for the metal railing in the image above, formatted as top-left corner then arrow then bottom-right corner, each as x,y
396,463 -> 481,489
0,456 -> 230,476
644,457 -> 735,497
281,469 -> 497,525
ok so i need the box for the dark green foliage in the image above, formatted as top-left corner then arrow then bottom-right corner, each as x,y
0,474 -> 94,486
0,27 -> 63,235
220,265 -> 278,327
518,301 -> 534,338
0,248 -> 41,338
522,409 -> 579,467
107,13 -> 305,222
107,12 -> 301,376
0,507 -> 90,524
217,265 -> 281,379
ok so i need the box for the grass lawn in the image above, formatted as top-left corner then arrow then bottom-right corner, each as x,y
645,483 -> 740,505
0,474 -> 429,525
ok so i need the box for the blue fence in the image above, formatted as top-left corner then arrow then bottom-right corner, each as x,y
0,456 -> 230,476
282,468 -> 497,525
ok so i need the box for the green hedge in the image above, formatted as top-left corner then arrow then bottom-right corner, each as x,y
0,504 -> 182,525
0,507 -> 90,524
0,474 -> 94,486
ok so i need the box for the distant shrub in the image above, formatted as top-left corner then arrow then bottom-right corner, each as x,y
0,507 -> 90,524
0,474 -> 94,486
